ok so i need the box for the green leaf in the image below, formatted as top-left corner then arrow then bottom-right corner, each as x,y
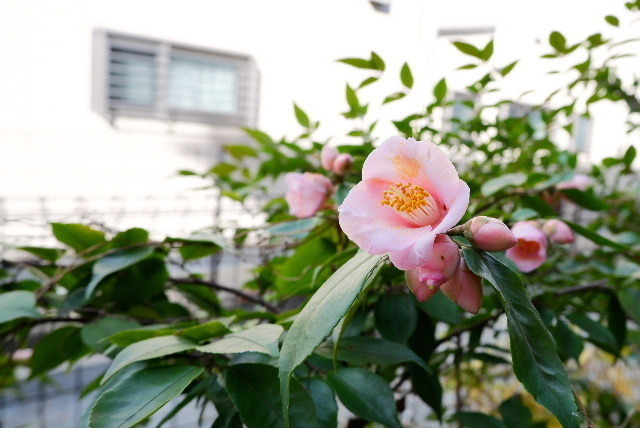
305,378 -> 338,428
294,104 -> 311,128
549,31 -> 567,52
462,249 -> 579,428
374,293 -> 417,343
434,78 -> 447,102
225,144 -> 258,161
81,317 -> 141,352
623,145 -> 637,168
520,195 -> 556,217
85,246 -> 155,299
327,368 -> 402,428
346,84 -> 360,109
359,76 -> 379,88
31,326 -> 89,377
52,223 -> 106,253
564,220 -> 628,250
499,395 -> 532,428
500,61 -> 518,76
317,336 -> 431,372
560,189 -> 609,211
19,246 -> 64,262
226,364 -> 317,428
453,412 -> 507,428
383,92 -> 406,104
400,63 -> 413,88
605,15 -> 620,26
619,288 -> 640,323
176,318 -> 233,343
102,335 -> 197,384
90,365 -> 203,428
416,292 -> 463,325
279,252 -> 384,427
244,128 -> 273,145
337,57 -> 375,69
481,173 -> 527,196
481,40 -> 494,61
452,41 -> 483,59
197,324 -> 283,357
0,290 -> 40,324
106,327 -> 175,347
370,51 -> 386,71
566,313 -> 619,355
552,318 -> 584,362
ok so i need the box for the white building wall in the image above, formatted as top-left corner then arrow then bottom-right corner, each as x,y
0,0 -> 636,201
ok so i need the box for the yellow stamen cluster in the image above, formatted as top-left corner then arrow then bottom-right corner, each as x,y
381,182 -> 431,213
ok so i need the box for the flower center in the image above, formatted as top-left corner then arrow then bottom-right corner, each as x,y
380,182 -> 440,226
517,239 -> 540,254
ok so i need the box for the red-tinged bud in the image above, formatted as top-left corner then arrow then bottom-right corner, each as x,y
468,216 -> 517,252
320,145 -> 339,172
333,153 -> 353,176
542,219 -> 575,244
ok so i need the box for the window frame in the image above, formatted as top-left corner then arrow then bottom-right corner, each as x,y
93,29 -> 259,127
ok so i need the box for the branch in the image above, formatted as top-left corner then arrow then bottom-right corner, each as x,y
169,277 -> 279,313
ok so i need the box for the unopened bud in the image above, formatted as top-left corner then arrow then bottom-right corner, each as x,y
333,153 -> 353,176
542,219 -> 575,244
441,259 -> 484,314
320,145 -> 339,172
460,216 -> 517,252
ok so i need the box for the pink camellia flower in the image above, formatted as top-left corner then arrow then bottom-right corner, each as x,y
333,153 -> 353,176
465,216 -> 517,252
505,221 -> 548,272
557,173 -> 592,191
542,219 -> 575,244
338,136 -> 470,270
285,172 -> 333,219
321,145 -> 339,172
406,258 -> 483,314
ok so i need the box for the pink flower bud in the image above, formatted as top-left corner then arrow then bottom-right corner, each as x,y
467,216 -> 517,252
321,145 -> 339,172
542,219 -> 575,244
405,235 -> 460,301
285,172 -> 334,218
441,259 -> 484,314
557,174 -> 592,191
505,221 -> 548,272
333,153 -> 353,176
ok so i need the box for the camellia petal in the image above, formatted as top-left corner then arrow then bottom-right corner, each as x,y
505,221 -> 548,272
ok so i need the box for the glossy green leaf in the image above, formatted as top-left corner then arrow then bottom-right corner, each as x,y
337,57 -> 375,69
552,317 -> 584,362
400,63 -> 413,88
499,395 -> 532,428
225,144 -> 258,160
564,220 -> 628,250
374,293 -> 417,343
85,246 -> 155,299
52,223 -> 106,253
463,249 -> 579,428
453,412 -> 507,428
452,41 -> 483,59
19,246 -> 64,262
31,326 -> 89,377
90,365 -> 203,428
619,288 -> 640,323
305,378 -> 338,428
226,364 -> 317,428
198,324 -> 283,357
102,335 -> 197,384
560,189 -> 609,211
327,368 -> 402,428
417,292 -> 463,325
81,317 -> 141,352
279,252 -> 384,427
176,318 -> 233,343
566,313 -> 619,355
481,173 -> 527,196
317,336 -> 430,372
0,290 -> 40,324
605,15 -> 620,26
106,327 -> 176,347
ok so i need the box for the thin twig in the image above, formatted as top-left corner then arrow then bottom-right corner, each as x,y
169,277 -> 279,313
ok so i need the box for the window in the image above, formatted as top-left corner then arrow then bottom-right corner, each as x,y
93,31 -> 259,126
369,0 -> 390,13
